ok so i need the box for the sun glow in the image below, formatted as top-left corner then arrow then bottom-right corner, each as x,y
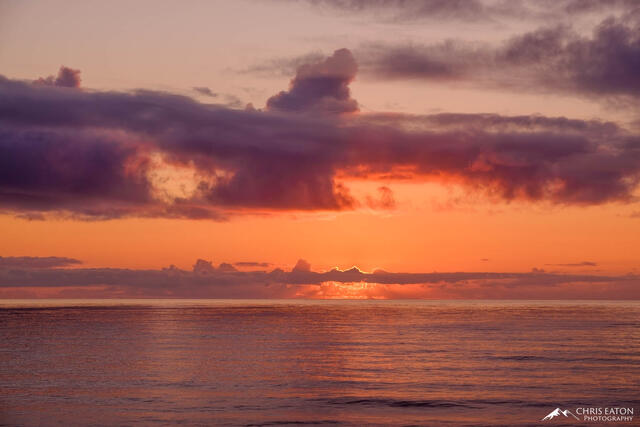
301,281 -> 388,299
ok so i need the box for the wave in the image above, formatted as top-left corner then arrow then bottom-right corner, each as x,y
316,397 -> 640,409
246,421 -> 340,426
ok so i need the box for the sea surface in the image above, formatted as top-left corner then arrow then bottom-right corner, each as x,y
0,300 -> 638,426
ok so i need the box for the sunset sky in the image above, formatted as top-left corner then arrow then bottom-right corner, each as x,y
1,0 -> 639,298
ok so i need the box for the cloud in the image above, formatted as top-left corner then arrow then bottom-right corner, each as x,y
292,259 -> 312,272
0,73 -> 355,217
34,66 -> 81,88
241,51 -> 326,77
357,15 -> 640,100
235,261 -> 272,268
193,259 -> 238,273
192,87 -> 218,97
347,112 -> 640,204
0,257 -> 638,299
1,53 -> 640,220
366,186 -> 395,209
546,261 -> 598,267
266,48 -> 359,114
192,259 -> 216,273
294,0 -> 492,22
501,18 -> 640,98
0,256 -> 81,269
0,125 -> 153,219
357,41 -> 479,80
292,0 -> 638,23
218,262 -> 238,272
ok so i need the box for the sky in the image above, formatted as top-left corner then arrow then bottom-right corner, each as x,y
0,0 -> 639,299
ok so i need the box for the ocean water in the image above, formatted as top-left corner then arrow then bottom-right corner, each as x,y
0,300 -> 638,426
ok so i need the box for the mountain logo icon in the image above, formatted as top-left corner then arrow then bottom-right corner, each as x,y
542,407 -> 580,421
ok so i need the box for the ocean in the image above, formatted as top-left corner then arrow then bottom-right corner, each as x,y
1,300 -> 638,426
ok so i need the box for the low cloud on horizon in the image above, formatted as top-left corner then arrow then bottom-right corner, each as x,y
0,255 -> 638,300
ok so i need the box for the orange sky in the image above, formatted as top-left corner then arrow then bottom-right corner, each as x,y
1,183 -> 638,274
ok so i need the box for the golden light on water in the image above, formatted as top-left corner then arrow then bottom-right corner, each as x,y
315,281 -> 387,299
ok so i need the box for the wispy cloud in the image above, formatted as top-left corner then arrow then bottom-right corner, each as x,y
545,261 -> 598,267
34,66 -> 81,88
357,16 -> 640,101
290,0 -> 638,24
234,261 -> 272,268
192,87 -> 218,97
0,256 -> 82,269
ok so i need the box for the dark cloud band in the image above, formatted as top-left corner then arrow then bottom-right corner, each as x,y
1,47 -> 639,220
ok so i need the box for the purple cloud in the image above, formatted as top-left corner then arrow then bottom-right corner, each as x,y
192,87 -> 218,97
1,51 -> 640,220
266,48 -> 359,114
0,125 -> 152,218
356,15 -> 640,100
34,66 -> 81,88
293,0 -> 638,24
0,256 -> 81,269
